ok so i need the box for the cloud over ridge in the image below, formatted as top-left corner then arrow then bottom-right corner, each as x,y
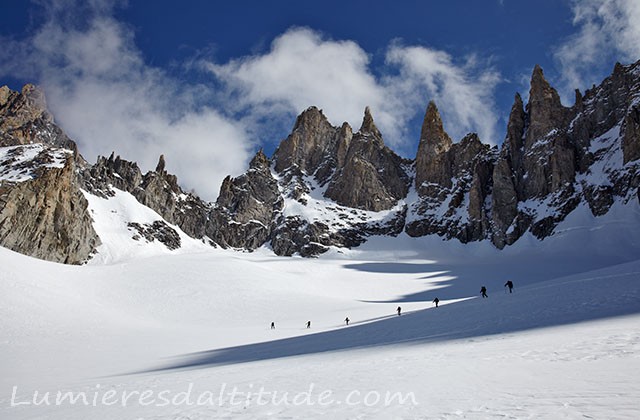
1,1 -> 502,199
206,27 -> 501,149
554,0 -> 640,100
1,1 -> 253,200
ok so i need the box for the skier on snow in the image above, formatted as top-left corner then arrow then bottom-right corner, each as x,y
397,306 -> 402,316
480,286 -> 488,298
433,297 -> 440,308
504,280 -> 514,293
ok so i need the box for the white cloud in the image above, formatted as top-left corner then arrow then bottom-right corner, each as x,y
206,28 -> 501,149
2,3 -> 503,202
384,45 -> 501,145
554,0 -> 640,99
0,1 -> 252,200
204,28 -> 390,141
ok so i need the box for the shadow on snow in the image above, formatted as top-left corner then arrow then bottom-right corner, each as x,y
136,266 -> 640,375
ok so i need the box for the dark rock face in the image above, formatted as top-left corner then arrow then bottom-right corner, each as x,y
273,107 -> 349,185
128,220 -> 181,250
623,104 -> 640,164
491,153 -> 520,248
81,152 -> 144,197
415,101 -> 453,194
0,154 -> 100,264
0,85 -> 98,264
208,150 -> 283,249
270,204 -> 407,257
137,155 -> 211,239
409,108 -> 497,243
270,217 -> 332,257
324,108 -> 410,211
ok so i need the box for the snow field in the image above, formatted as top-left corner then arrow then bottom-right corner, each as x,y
2,238 -> 640,419
1,178 -> 640,418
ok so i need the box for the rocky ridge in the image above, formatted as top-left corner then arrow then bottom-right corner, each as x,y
218,60 -> 640,253
0,60 -> 639,263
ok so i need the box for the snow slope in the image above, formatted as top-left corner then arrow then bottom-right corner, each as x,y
82,188 -> 211,264
1,197 -> 640,419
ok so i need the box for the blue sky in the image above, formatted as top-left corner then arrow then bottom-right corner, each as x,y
1,0 -> 639,199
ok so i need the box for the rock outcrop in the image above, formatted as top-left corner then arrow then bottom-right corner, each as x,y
272,106 -> 410,212
408,101 -> 496,243
209,150 -> 283,249
202,106 -> 410,256
127,220 -> 181,250
273,106 -> 349,184
324,107 -> 410,211
0,85 -> 98,264
0,84 -> 79,153
0,85 -> 211,263
0,150 -> 99,264
414,101 -> 454,195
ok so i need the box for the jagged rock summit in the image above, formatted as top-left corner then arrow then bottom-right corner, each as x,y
1,59 -> 639,264
414,101 -> 453,192
216,60 -> 640,253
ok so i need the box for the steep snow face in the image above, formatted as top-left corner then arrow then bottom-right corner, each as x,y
580,122 -> 638,196
277,171 -> 406,234
83,188 -> 209,264
0,144 -> 72,183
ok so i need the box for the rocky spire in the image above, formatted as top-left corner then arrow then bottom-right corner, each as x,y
293,106 -> 328,132
249,149 -> 270,170
155,154 -> 166,173
415,101 -> 453,192
574,89 -> 583,106
324,110 -> 409,212
504,93 -> 526,169
419,101 -> 452,150
272,106 -> 336,174
489,93 -> 527,244
359,106 -> 382,139
525,65 -> 567,148
0,85 -> 12,105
